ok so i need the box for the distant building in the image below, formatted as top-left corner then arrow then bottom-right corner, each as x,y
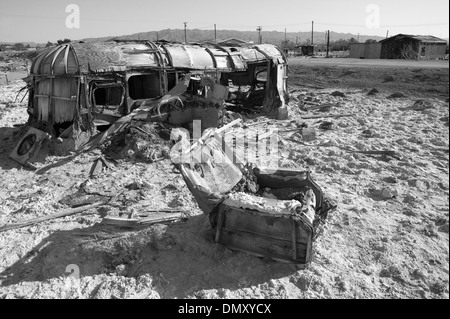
349,42 -> 382,59
217,38 -> 249,46
294,45 -> 314,56
380,34 -> 447,59
349,34 -> 447,60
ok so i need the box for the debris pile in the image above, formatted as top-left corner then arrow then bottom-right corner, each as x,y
104,121 -> 172,162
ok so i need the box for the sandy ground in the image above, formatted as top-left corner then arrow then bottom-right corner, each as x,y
0,60 -> 448,299
289,57 -> 449,69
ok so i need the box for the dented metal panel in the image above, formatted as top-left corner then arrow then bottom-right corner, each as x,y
185,46 -> 215,69
165,45 -> 216,69
165,45 -> 192,68
230,54 -> 246,70
238,47 -> 268,62
119,43 -> 160,67
207,47 -> 231,69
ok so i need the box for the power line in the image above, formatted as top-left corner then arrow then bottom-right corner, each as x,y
314,21 -> 449,28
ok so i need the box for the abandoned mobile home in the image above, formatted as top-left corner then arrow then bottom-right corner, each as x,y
16,40 -> 288,157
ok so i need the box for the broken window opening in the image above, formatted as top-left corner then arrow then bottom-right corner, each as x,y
254,67 -> 268,89
221,64 -> 269,110
187,76 -> 205,97
167,71 -> 177,92
91,83 -> 124,109
53,121 -> 74,137
128,73 -> 161,100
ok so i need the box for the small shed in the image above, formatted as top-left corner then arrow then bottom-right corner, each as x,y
294,45 -> 314,56
380,34 -> 447,60
349,42 -> 382,59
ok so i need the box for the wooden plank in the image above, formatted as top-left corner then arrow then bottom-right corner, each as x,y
102,212 -> 184,228
0,202 -> 105,233
223,207 -> 311,243
292,219 -> 297,261
215,209 -> 224,243
222,225 -> 309,249
301,113 -> 355,120
219,229 -> 308,263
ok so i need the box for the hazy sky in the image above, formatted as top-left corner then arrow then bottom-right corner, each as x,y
1,0 -> 449,43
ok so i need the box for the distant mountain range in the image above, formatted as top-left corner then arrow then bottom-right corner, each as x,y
81,29 -> 386,45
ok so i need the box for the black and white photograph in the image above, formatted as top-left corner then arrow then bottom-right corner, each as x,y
0,0 -> 448,303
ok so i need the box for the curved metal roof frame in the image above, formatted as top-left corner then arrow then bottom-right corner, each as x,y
31,41 -> 287,76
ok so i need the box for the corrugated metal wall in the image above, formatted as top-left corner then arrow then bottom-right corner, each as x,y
349,43 -> 382,59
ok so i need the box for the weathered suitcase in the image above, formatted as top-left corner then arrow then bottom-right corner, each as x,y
176,135 -> 334,267
209,168 -> 323,265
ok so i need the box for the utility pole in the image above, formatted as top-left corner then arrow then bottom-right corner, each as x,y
183,22 -> 187,43
214,24 -> 217,41
326,30 -> 330,58
284,28 -> 287,48
311,21 -> 314,55
386,30 -> 389,38
257,26 -> 262,44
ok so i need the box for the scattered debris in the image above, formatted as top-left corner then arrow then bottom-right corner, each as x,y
388,92 -> 406,99
8,127 -> 50,167
301,127 -> 317,141
347,150 -> 402,160
318,105 -> 333,112
319,121 -> 334,130
59,180 -> 111,207
301,113 -> 355,120
89,157 -> 108,178
331,91 -> 346,97
368,88 -> 380,95
362,129 -> 376,138
401,99 -> 434,111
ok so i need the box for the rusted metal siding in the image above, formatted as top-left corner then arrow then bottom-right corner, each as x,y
349,43 -> 382,59
418,43 -> 447,59
380,34 -> 448,60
